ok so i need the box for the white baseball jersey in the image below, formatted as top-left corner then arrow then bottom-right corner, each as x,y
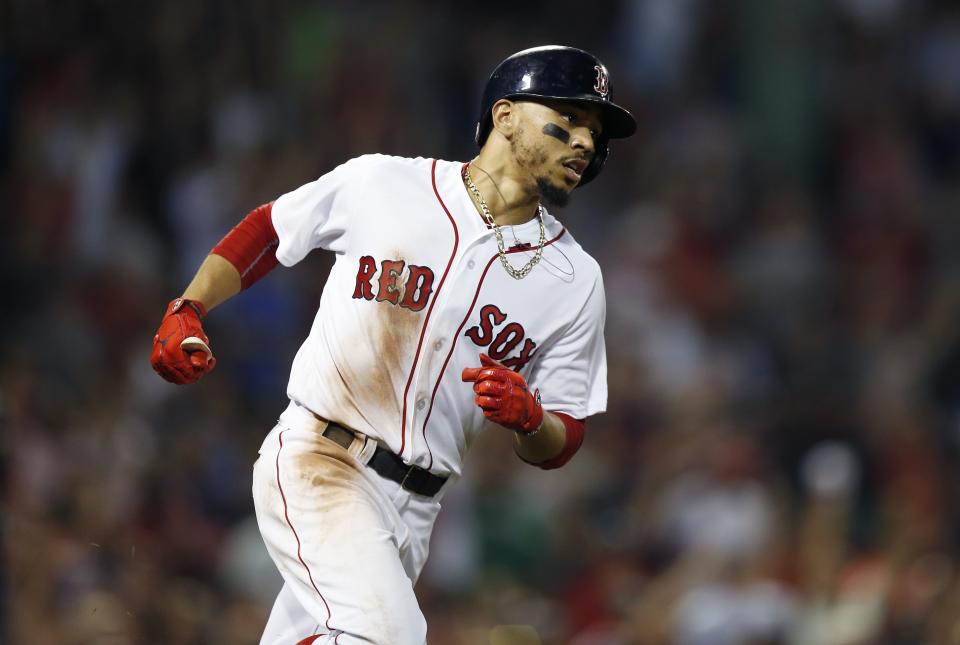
254,154 -> 608,644
270,153 -> 608,477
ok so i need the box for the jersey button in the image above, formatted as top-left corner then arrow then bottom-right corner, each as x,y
416,398 -> 426,411
467,260 -> 476,269
434,339 -> 445,351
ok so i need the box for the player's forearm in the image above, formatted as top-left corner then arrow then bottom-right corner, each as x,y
512,410 -> 567,463
182,253 -> 242,311
183,202 -> 280,311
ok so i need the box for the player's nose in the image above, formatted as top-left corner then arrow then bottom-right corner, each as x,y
569,126 -> 595,155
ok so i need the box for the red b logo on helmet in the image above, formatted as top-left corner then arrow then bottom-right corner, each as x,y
593,65 -> 609,97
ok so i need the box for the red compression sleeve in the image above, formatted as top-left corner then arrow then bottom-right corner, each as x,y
527,412 -> 585,470
211,202 -> 280,290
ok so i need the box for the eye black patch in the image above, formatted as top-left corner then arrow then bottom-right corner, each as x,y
542,123 -> 570,143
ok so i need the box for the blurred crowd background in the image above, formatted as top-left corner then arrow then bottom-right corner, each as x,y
4,0 -> 960,643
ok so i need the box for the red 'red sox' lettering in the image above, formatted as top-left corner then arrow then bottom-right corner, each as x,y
465,304 -> 537,370
400,265 -> 434,311
353,255 -> 435,312
352,256 -> 377,300
376,260 -> 406,305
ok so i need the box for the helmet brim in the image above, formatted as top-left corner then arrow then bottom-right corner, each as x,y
504,92 -> 637,139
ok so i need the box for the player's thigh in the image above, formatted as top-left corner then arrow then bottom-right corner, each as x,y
253,429 -> 426,645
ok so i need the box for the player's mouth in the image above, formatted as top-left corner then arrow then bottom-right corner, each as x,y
561,158 -> 588,183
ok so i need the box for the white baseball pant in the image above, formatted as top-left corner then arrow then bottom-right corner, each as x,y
252,402 -> 446,644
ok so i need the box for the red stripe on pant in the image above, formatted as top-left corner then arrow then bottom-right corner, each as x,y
295,636 -> 324,645
276,430 -> 336,635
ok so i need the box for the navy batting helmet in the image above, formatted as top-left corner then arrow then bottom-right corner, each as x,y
475,45 -> 636,186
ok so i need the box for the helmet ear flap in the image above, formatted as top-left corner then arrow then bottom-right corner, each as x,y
475,111 -> 496,146
578,136 -> 609,186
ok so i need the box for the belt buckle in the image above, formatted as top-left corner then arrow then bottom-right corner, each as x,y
400,465 -> 420,492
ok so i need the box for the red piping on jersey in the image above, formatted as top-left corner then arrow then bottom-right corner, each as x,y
399,160 -> 460,460
276,430 -> 335,634
421,228 -> 567,470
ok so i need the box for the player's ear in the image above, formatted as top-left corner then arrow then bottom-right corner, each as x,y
490,99 -> 517,140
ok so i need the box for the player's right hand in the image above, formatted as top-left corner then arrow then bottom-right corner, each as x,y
150,298 -> 216,384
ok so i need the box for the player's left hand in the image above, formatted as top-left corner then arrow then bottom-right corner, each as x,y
461,353 -> 543,434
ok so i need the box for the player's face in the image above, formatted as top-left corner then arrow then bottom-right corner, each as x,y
511,100 -> 603,206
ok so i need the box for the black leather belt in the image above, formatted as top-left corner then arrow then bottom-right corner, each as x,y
322,422 -> 447,498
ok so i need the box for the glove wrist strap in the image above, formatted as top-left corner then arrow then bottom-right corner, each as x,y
517,389 -> 543,435
170,297 -> 208,320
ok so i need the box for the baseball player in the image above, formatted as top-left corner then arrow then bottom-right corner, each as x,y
150,45 -> 635,644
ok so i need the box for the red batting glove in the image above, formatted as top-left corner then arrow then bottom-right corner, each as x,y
150,298 -> 216,384
461,353 -> 543,434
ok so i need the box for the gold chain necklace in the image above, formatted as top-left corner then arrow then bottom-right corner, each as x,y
464,164 -> 546,280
